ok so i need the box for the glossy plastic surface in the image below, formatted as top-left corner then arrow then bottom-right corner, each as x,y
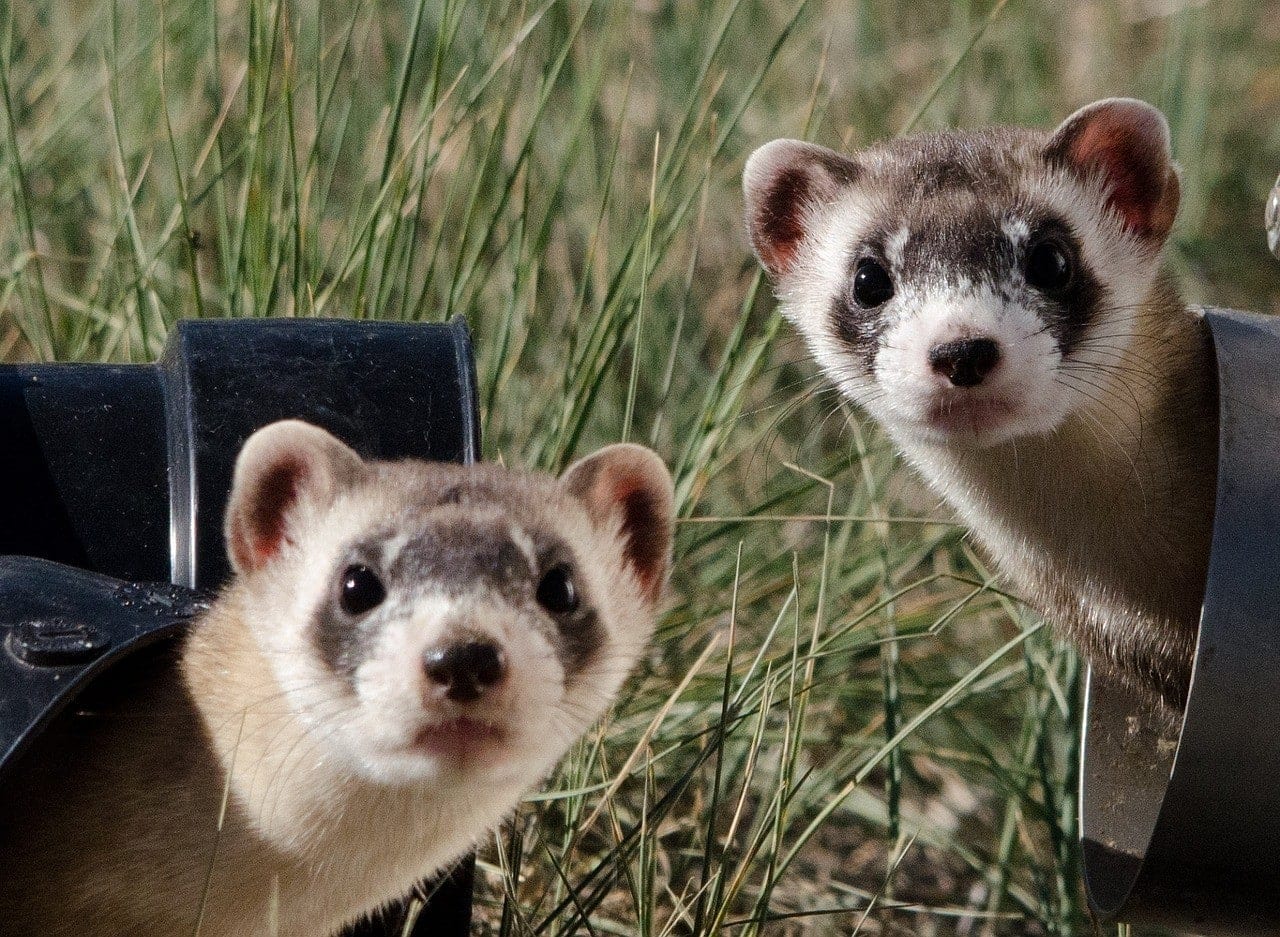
1082,307 -> 1280,933
0,557 -> 207,780
0,317 -> 480,936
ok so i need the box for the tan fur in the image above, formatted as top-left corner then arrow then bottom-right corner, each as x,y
0,431 -> 673,935
896,274 -> 1216,708
745,100 -> 1216,710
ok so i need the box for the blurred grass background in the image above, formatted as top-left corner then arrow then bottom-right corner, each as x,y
2,0 -> 1278,934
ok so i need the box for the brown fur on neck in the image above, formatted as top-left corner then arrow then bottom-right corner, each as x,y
900,271 -> 1216,710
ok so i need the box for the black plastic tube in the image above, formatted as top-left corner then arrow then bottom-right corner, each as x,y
0,316 -> 481,936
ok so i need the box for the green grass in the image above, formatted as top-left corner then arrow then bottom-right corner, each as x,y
3,1 -> 1278,934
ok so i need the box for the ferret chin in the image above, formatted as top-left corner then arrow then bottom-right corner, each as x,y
0,420 -> 675,937
744,98 -> 1217,712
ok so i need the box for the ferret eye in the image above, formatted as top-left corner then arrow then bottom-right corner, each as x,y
1025,239 -> 1072,292
851,259 -> 894,308
536,565 -> 579,615
340,564 -> 386,615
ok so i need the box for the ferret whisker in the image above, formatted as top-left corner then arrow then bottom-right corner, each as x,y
1052,374 -> 1151,499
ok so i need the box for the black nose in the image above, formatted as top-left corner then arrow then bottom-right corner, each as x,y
423,640 -> 507,703
928,338 -> 1000,387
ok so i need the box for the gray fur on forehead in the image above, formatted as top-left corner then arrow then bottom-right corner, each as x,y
860,127 -> 1046,199
385,514 -> 538,592
848,128 -> 1079,287
363,459 -> 580,523
872,205 -> 1023,287
342,460 -> 599,593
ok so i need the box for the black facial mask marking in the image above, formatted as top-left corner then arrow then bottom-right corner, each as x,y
830,209 -> 1105,371
529,536 -> 603,678
311,516 -> 606,687
1021,216 -> 1104,359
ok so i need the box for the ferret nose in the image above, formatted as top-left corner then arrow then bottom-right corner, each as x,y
423,640 -> 507,703
928,338 -> 1000,387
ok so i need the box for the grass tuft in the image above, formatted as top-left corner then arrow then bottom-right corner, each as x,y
3,1 -> 1276,934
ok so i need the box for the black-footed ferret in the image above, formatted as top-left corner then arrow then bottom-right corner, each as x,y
743,98 -> 1217,711
0,420 -> 674,936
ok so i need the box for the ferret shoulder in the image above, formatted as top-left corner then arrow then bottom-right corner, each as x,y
745,98 -> 1216,710
0,420 -> 675,937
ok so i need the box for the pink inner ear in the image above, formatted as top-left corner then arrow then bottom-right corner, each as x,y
1062,117 -> 1170,238
615,480 -> 667,602
244,458 -> 306,568
753,167 -> 815,275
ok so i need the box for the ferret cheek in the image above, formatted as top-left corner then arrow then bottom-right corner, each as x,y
350,643 -> 429,744
514,636 -> 568,708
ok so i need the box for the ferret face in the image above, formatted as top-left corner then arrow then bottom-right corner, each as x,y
223,422 -> 674,787
744,99 -> 1181,449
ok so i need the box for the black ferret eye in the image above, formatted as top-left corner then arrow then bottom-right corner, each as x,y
1025,239 -> 1073,292
851,259 -> 895,308
536,565 -> 579,615
340,564 -> 386,616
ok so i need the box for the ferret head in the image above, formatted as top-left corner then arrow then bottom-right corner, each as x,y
222,420 -> 674,787
744,98 -> 1180,449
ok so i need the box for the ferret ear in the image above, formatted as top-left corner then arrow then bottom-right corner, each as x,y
743,139 -> 859,278
226,420 -> 366,575
561,444 -> 675,605
1044,97 -> 1180,241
